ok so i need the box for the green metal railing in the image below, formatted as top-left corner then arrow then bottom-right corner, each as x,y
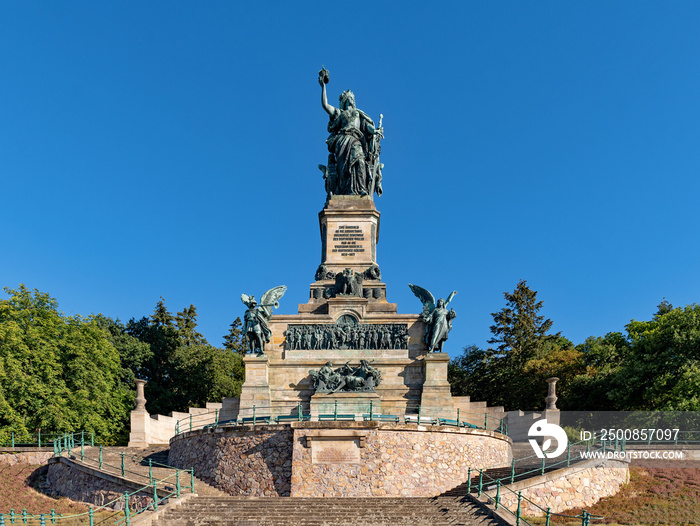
172,402 -> 508,437
0,469 -> 191,526
466,437 -> 621,525
3,432 -> 197,526
622,429 -> 700,446
0,431 -> 93,449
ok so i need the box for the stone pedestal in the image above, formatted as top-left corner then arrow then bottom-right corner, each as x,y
318,196 -> 380,275
419,352 -> 453,417
128,410 -> 150,448
239,354 -> 272,417
128,378 -> 150,447
310,391 -> 381,419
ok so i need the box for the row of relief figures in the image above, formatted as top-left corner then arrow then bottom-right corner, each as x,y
284,323 -> 409,351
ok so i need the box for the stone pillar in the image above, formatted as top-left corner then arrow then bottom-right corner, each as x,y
543,377 -> 560,426
219,397 -> 241,423
239,354 -> 272,417
545,377 -> 559,409
128,379 -> 150,448
134,379 -> 147,411
419,352 -> 453,418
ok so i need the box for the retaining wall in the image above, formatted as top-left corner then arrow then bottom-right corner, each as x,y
168,421 -> 512,498
489,458 -> 630,516
46,457 -> 154,511
0,451 -> 54,465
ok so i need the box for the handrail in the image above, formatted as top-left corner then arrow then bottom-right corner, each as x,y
0,431 -> 93,449
172,402 -> 508,437
466,437 -> 621,524
11,432 -> 197,526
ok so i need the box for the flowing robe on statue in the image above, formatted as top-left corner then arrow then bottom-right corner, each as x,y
244,307 -> 271,346
326,108 -> 376,196
424,306 -> 452,351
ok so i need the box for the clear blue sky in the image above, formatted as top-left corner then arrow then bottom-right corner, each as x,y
2,2 -> 699,357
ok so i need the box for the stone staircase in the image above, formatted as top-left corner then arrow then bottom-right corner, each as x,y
153,496 -> 503,525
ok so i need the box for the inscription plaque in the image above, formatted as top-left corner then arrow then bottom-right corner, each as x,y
331,225 -> 365,257
311,438 -> 361,464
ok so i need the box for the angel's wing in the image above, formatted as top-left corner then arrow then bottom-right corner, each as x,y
408,283 -> 435,317
241,293 -> 252,307
445,290 -> 458,306
259,285 -> 287,318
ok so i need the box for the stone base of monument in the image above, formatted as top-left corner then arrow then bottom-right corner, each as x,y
168,421 -> 511,498
239,354 -> 272,416
419,352 -> 454,417
310,391 -> 381,420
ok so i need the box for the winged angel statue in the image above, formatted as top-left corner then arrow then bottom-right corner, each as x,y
409,284 -> 457,353
241,286 -> 287,355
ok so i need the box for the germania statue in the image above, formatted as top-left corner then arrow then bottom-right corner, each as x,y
318,67 -> 384,200
241,285 -> 287,355
409,284 -> 458,353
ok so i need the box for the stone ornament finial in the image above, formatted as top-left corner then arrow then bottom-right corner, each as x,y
134,379 -> 147,412
545,377 -> 559,410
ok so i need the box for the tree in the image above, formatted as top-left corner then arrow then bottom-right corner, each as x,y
176,305 -> 207,346
449,280 -> 563,411
611,304 -> 700,410
171,344 -> 244,408
0,285 -> 132,444
125,299 -> 182,415
124,299 -> 246,416
488,280 -> 557,366
561,332 -> 630,411
223,317 -> 246,356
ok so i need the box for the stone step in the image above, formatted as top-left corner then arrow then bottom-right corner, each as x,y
153,495 -> 501,526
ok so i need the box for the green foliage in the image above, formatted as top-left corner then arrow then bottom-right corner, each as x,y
451,291 -> 700,413
175,305 -> 207,346
488,279 -> 557,366
450,280 -> 564,411
223,317 -> 246,356
612,304 -> 700,410
171,344 -> 244,408
0,286 -> 246,446
122,298 -> 245,415
0,285 -> 132,444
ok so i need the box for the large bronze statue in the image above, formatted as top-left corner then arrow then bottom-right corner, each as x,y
409,284 -> 457,353
241,285 -> 287,355
318,67 -> 384,199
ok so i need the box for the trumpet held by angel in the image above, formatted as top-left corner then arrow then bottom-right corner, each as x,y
409,284 -> 457,353
241,285 -> 287,355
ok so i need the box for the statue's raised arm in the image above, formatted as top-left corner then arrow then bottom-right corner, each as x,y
409,284 -> 458,353
317,67 -> 384,200
319,67 -> 336,116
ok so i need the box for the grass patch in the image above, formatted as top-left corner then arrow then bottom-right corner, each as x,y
526,467 -> 700,525
0,464 -> 123,526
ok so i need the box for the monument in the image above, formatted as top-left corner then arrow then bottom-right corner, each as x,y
166,69 -> 511,498
234,67 -> 459,420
